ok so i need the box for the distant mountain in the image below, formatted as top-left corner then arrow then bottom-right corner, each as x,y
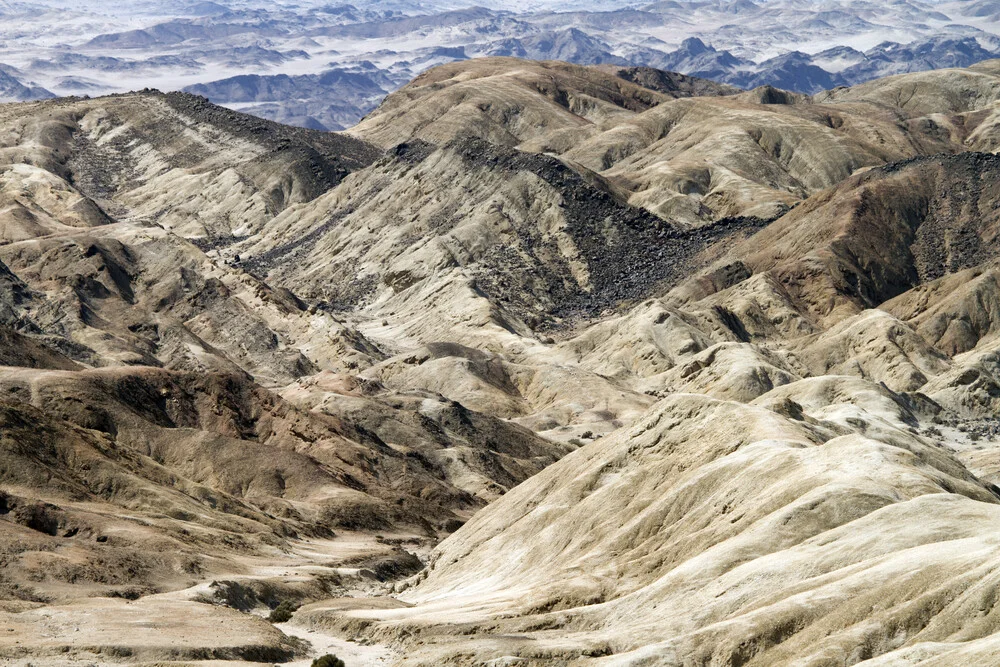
955,0 -> 1000,19
306,7 -> 501,39
86,19 -> 286,49
185,1 -> 230,17
838,37 -> 999,85
11,0 -> 1000,129
476,28 -> 629,65
646,35 -> 1000,95
811,45 -> 867,72
0,67 -> 54,102
188,46 -> 310,68
183,67 -> 391,130
648,38 -> 752,80
729,51 -> 843,93
30,53 -> 202,73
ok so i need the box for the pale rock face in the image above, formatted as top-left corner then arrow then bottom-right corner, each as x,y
0,164 -> 109,241
883,266 -> 1000,356
921,340 -> 1000,418
791,309 -> 952,392
648,340 -> 802,402
547,300 -> 715,381
316,395 -> 1000,665
360,342 -> 656,441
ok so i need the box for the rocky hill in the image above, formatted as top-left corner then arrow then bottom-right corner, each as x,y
6,59 -> 1000,665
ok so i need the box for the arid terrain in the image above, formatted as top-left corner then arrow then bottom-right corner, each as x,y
4,0 -> 1000,129
5,56 -> 1000,665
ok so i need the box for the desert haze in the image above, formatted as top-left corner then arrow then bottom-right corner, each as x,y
5,2 -> 1000,667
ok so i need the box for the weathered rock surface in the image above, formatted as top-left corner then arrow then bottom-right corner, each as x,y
6,59 -> 1000,665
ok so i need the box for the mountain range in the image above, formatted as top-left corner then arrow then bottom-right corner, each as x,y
5,53 -> 1000,663
1,1 -> 1000,129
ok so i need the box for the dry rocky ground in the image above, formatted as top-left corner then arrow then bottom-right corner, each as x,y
4,57 -> 1000,665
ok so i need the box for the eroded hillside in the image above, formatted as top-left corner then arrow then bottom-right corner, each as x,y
4,60 -> 1000,666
